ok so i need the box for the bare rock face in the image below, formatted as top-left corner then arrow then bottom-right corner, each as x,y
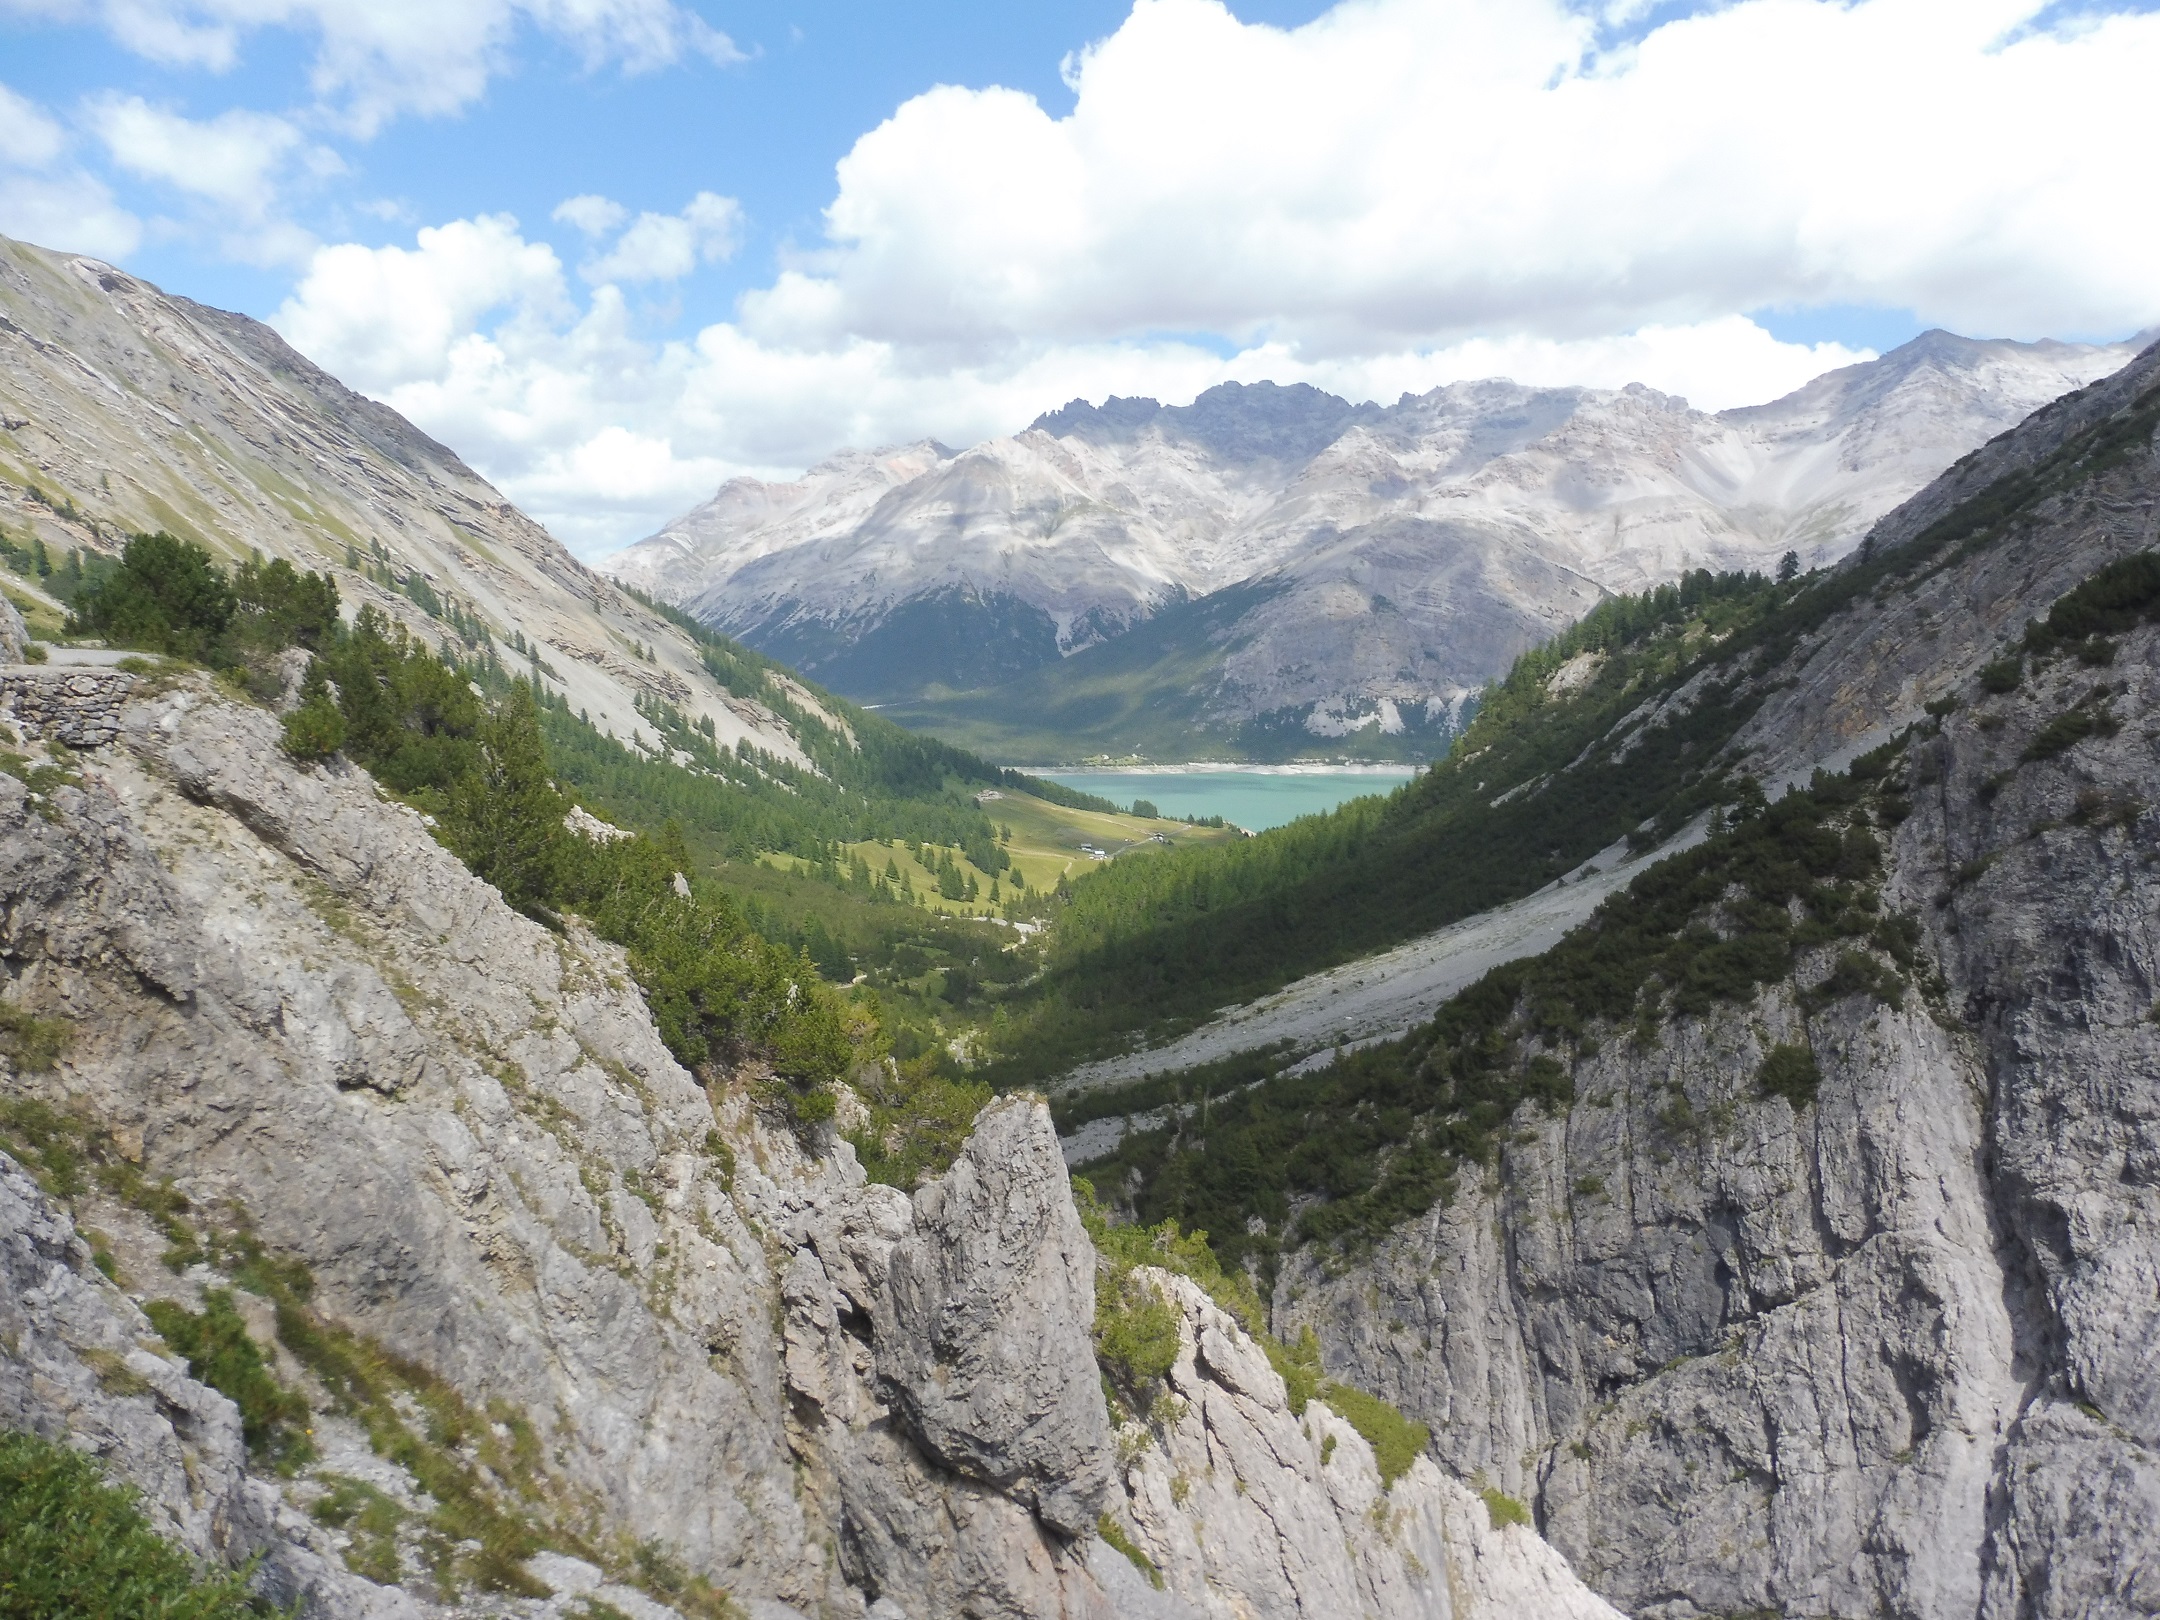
0,595 -> 25,665
875,1096 -> 1115,1536
1109,1269 -> 1625,1620
1274,347 -> 2160,1620
0,677 -> 1629,1618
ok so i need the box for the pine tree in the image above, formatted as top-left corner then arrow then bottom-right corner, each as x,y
443,680 -> 565,915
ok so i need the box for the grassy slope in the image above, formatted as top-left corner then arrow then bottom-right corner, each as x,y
764,794 -> 1238,920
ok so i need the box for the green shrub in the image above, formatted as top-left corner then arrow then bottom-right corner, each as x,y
1094,1272 -> 1182,1393
1073,1179 -> 1266,1332
848,1057 -> 989,1189
142,1291 -> 314,1473
279,661 -> 346,761
1977,657 -> 2022,694
1480,1485 -> 1532,1529
0,1427 -> 263,1618
228,557 -> 339,658
68,532 -> 235,661
1320,1381 -> 1430,1488
2024,550 -> 2160,653
438,681 -> 565,916
1756,1043 -> 1821,1109
2024,701 -> 2119,761
1801,949 -> 1905,1013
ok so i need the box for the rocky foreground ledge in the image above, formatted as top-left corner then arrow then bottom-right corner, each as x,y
0,673 -> 1618,1618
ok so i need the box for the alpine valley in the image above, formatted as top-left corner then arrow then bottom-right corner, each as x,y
2,218 -> 2158,1620
610,333 -> 2140,760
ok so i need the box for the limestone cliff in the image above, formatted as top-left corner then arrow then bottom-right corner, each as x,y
1276,343 -> 2160,1617
0,668 -> 1617,1618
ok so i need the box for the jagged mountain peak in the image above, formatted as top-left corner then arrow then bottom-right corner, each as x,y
615,329 -> 2140,750
1030,378 -> 1380,465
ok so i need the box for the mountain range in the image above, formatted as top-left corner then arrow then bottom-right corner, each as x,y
2,224 -> 2158,1620
610,333 -> 2141,760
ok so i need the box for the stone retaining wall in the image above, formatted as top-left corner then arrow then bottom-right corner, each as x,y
0,667 -> 136,747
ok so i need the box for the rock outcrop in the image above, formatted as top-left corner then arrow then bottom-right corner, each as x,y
0,672 -> 1623,1617
874,1096 -> 1114,1536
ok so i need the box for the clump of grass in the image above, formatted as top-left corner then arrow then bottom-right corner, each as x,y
1320,1382 -> 1430,1488
143,1290 -> 315,1474
0,1004 -> 72,1072
267,1296 -> 550,1599
1096,1515 -> 1164,1589
1265,1328 -> 1323,1416
1479,1485 -> 1532,1529
310,1475 -> 406,1585
624,1537 -> 743,1619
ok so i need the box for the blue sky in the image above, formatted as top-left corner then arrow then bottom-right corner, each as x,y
2,3 -> 1321,324
3,0 -> 2156,554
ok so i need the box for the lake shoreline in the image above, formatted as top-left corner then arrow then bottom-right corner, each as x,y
1019,761 -> 1423,776
1034,766 -> 1421,831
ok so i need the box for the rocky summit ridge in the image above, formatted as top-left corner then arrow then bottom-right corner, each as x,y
609,335 -> 2139,753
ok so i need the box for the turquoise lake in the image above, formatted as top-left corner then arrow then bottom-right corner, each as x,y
1036,768 -> 1418,832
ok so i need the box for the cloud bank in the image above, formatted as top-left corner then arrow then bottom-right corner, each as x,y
20,0 -> 2160,556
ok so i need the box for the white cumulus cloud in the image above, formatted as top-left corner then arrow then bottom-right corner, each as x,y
84,94 -> 346,264
552,193 -> 628,237
577,191 -> 742,284
765,0 -> 2160,355
266,0 -> 2160,557
0,79 -> 141,259
0,82 -> 65,167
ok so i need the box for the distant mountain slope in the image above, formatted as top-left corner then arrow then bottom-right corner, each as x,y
0,234 -> 822,764
611,336 -> 2140,757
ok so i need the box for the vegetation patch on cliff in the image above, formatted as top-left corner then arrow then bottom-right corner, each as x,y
0,1428 -> 266,1619
142,1290 -> 315,1473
